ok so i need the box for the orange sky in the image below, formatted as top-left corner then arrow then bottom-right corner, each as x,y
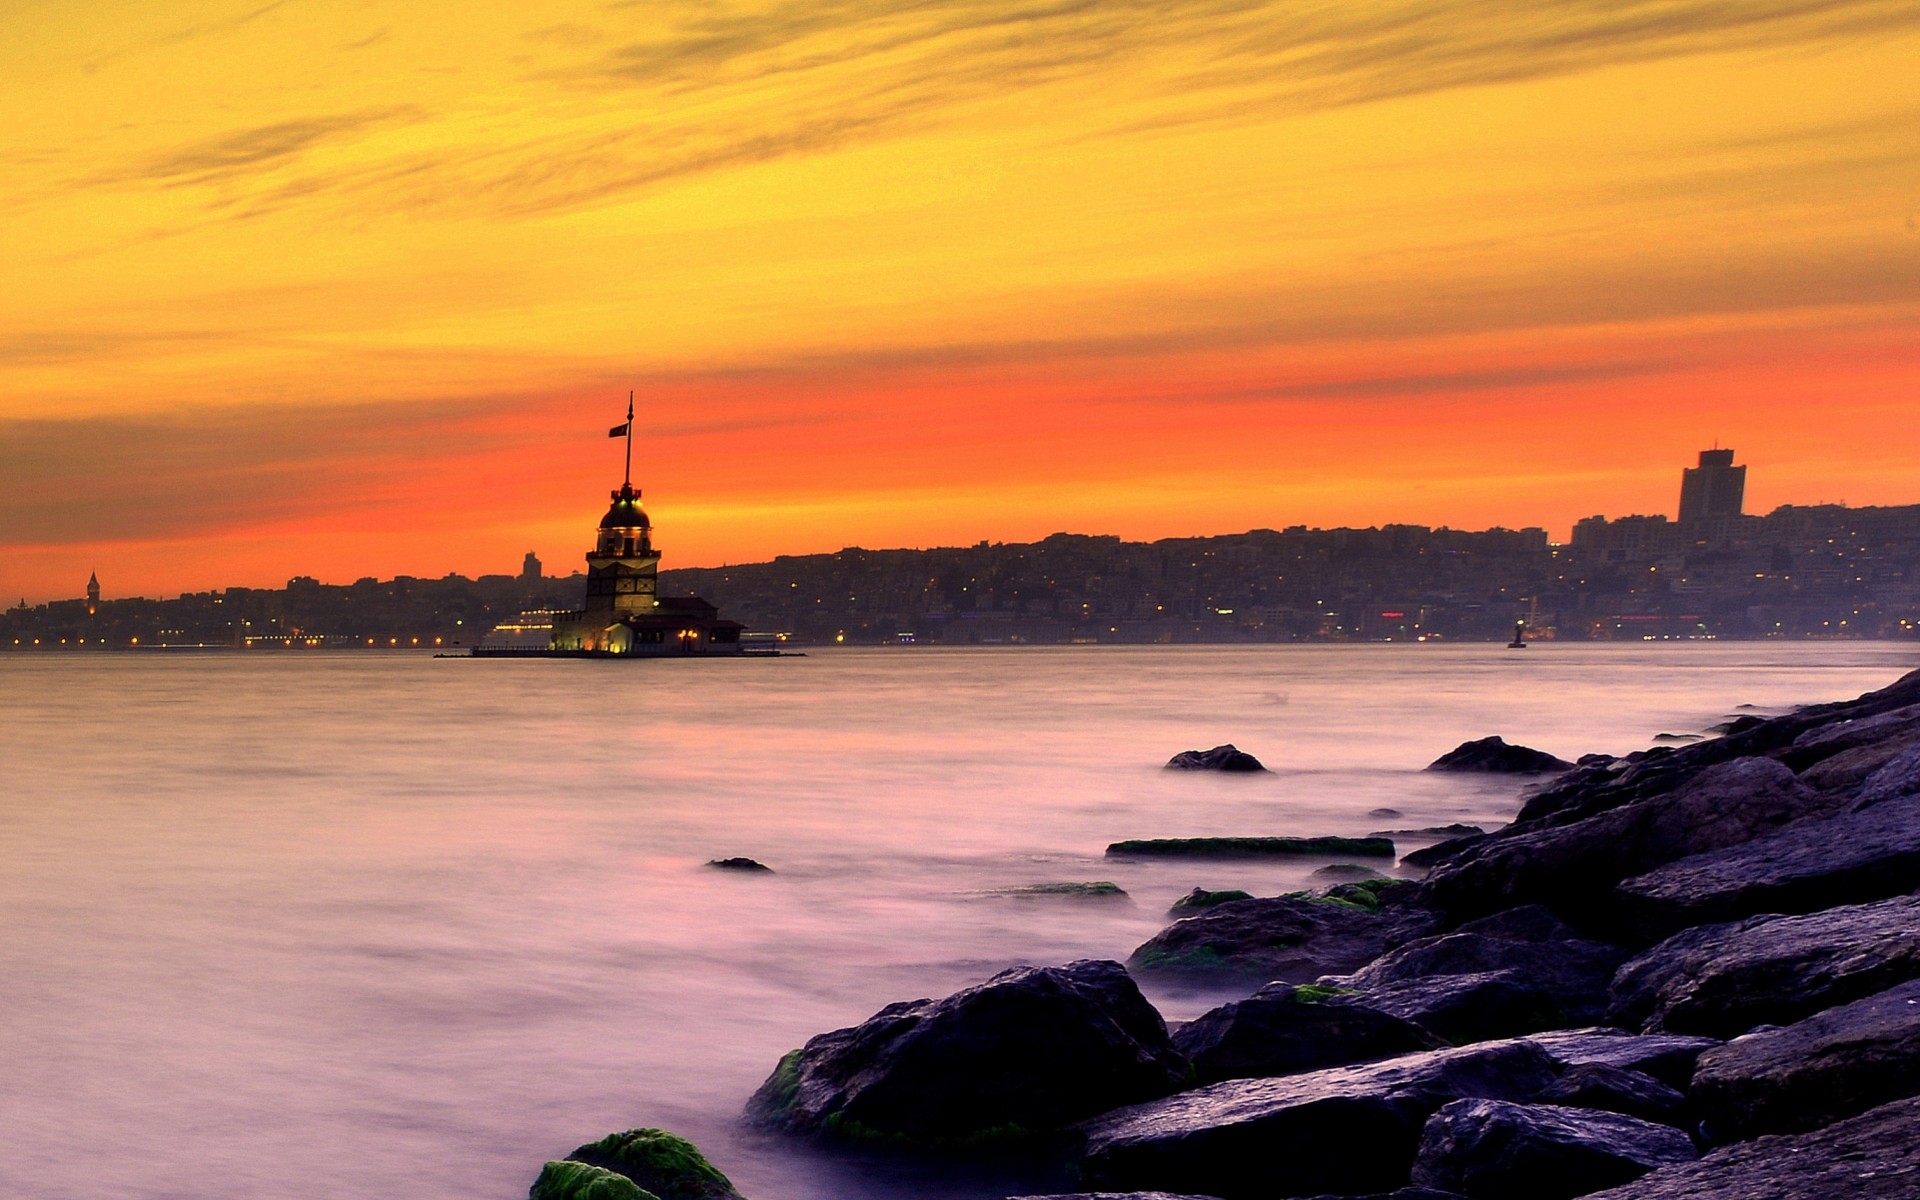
4,1 -> 1919,602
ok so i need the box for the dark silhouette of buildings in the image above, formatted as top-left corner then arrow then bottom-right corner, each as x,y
520,551 -> 542,580
5,449 -> 1917,650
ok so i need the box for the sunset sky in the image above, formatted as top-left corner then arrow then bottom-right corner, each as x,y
4,0 -> 1918,602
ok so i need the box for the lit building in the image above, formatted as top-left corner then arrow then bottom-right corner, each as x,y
1679,448 -> 1746,522
86,571 -> 99,616
487,401 -> 743,656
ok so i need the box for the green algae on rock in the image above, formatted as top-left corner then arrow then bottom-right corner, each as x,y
562,1129 -> 744,1200
530,1160 -> 655,1200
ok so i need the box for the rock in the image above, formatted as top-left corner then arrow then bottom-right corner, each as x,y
1173,982 -> 1444,1083
1294,1192 -> 1468,1200
993,882 -> 1130,899
531,1160 -> 653,1200
1534,1063 -> 1688,1124
1577,1094 -> 1920,1199
1797,732 -> 1920,795
1855,741 -> 1920,808
1010,1194 -> 1226,1200
1077,1039 -> 1562,1199
1312,863 -> 1389,881
1011,1194 -> 1227,1200
556,1129 -> 743,1200
1514,671 -> 1920,831
1607,894 -> 1920,1038
1688,979 -> 1920,1142
1422,756 -> 1831,933
705,857 -> 771,872
1426,737 -> 1574,774
1370,824 -> 1487,840
1165,745 -> 1268,772
1331,906 -> 1630,1026
744,959 -> 1186,1146
1370,808 -> 1406,818
1108,836 -> 1395,859
1411,1099 -> 1697,1199
1167,887 -> 1254,915
1332,971 -> 1568,1046
1613,790 -> 1920,939
1400,833 -> 1491,870
1778,702 -> 1920,772
1519,1029 -> 1720,1091
1129,894 -> 1433,982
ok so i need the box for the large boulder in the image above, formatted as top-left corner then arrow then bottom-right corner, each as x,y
1077,1039 -> 1562,1199
1174,983 -> 1443,1083
1613,790 -> 1920,939
1688,979 -> 1920,1142
743,960 -> 1186,1146
1578,1095 -> 1920,1199
1330,906 -> 1630,1027
1410,1100 -> 1696,1199
1534,1063 -> 1688,1125
1129,895 -> 1432,982
1427,737 -> 1573,774
1854,741 -> 1920,808
1607,894 -> 1920,1037
1421,757 -> 1831,933
1518,1029 -> 1720,1091
1165,745 -> 1268,772
1331,971 -> 1568,1046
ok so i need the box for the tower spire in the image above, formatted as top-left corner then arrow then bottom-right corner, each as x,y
624,391 -> 635,488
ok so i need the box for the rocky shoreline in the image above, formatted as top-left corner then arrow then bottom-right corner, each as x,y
532,667 -> 1920,1199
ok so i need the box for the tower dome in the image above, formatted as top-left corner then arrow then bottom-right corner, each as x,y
599,482 -> 651,531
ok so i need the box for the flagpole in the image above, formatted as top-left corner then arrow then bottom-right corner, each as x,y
624,391 -> 635,488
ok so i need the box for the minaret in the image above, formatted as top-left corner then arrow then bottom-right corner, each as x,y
86,571 -> 100,616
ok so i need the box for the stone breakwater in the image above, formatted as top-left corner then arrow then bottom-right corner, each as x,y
534,667 -> 1920,1200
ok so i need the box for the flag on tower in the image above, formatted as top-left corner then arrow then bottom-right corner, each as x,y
609,420 -> 631,438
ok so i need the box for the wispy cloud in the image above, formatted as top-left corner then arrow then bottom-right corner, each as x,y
105,106 -> 426,188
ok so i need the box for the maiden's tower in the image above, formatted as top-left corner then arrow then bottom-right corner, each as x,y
482,397 -> 744,657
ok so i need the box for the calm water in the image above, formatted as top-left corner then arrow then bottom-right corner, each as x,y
2,643 -> 1913,1199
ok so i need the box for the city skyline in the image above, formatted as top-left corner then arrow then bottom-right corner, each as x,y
5,2 -> 1919,603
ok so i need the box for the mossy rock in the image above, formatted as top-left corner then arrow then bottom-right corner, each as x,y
530,1160 -> 656,1200
1289,983 -> 1359,1004
1169,887 -> 1256,914
1312,862 -> 1389,882
992,881 -> 1129,899
566,1129 -> 742,1200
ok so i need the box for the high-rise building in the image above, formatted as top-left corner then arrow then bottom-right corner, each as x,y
1679,448 -> 1746,522
521,551 -> 542,580
86,571 -> 100,616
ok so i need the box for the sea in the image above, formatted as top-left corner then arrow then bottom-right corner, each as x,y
2,642 -> 1913,1200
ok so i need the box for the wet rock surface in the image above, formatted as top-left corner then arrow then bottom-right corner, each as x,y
1534,1063 -> 1688,1124
1614,790 -> 1920,938
1579,1095 -> 1920,1200
1128,894 -> 1432,982
1607,894 -> 1920,1037
1330,906 -> 1630,1027
1410,1099 -> 1696,1200
1174,982 -> 1443,1083
1689,978 -> 1920,1142
1423,756 -> 1831,933
1331,970 -> 1567,1045
744,959 -> 1186,1146
1077,1040 -> 1561,1200
1164,745 -> 1268,772
1426,737 -> 1574,774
